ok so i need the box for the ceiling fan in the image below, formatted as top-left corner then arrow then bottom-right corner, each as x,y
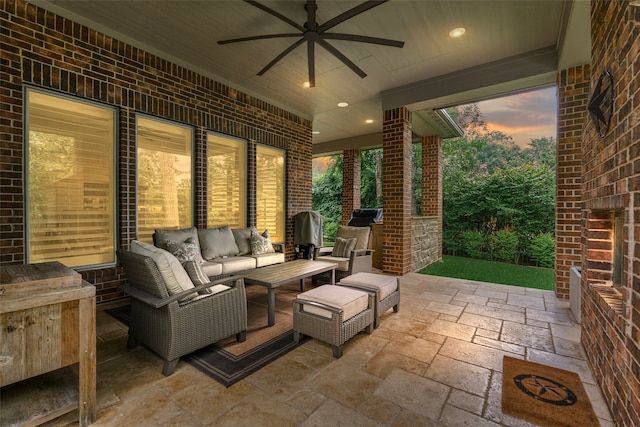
217,0 -> 404,87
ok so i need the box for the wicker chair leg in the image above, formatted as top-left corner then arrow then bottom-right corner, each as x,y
332,345 -> 343,358
126,335 -> 138,349
237,330 -> 247,342
162,359 -> 180,376
293,331 -> 302,343
393,303 -> 399,313
365,323 -> 373,334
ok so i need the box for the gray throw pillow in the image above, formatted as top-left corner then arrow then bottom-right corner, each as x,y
198,226 -> 240,260
232,227 -> 255,255
182,260 -> 212,294
154,226 -> 200,250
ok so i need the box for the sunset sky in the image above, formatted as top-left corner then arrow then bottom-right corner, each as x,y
475,86 -> 557,147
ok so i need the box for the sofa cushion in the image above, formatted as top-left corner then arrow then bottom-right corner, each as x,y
297,285 -> 368,321
232,227 -> 255,255
166,237 -> 204,264
154,227 -> 199,250
253,252 -> 285,268
331,236 -> 357,258
201,261 -> 224,277
340,272 -> 398,300
251,229 -> 275,255
336,226 -> 370,251
213,256 -> 256,274
315,255 -> 350,272
198,226 -> 240,260
129,240 -> 196,302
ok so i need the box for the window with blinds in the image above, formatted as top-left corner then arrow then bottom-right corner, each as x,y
207,133 -> 247,229
137,116 -> 193,243
26,89 -> 116,268
256,145 -> 285,243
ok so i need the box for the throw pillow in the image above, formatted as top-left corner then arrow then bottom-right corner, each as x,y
251,229 -> 275,255
232,227 -> 256,255
198,226 -> 240,260
166,237 -> 204,264
182,260 -> 212,293
129,240 -> 197,302
331,236 -> 357,258
154,226 -> 199,250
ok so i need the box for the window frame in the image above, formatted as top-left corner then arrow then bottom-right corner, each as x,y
135,114 -> 195,243
206,132 -> 247,229
24,86 -> 118,268
255,143 -> 286,243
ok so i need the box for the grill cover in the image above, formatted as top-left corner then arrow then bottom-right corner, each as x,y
294,211 -> 323,247
348,209 -> 383,227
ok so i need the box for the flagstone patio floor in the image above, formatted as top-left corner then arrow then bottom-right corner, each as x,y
46,273 -> 614,426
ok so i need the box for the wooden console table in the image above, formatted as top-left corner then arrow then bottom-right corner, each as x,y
0,262 -> 96,426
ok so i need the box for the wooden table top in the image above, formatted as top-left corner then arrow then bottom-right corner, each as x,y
240,259 -> 336,288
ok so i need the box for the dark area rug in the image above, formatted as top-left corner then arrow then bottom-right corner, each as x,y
502,356 -> 599,427
105,281 -> 311,387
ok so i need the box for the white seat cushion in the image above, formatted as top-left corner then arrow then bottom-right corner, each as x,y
315,255 -> 349,271
297,285 -> 368,321
340,272 -> 398,301
252,252 -> 285,267
200,261 -> 224,277
213,256 -> 256,273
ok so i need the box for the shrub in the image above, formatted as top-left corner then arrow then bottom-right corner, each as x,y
530,232 -> 555,267
462,231 -> 485,259
491,230 -> 518,263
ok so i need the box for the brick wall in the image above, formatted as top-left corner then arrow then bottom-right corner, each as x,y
342,149 -> 361,225
0,0 -> 313,304
580,1 -> 640,425
556,65 -> 590,299
382,107 -> 412,274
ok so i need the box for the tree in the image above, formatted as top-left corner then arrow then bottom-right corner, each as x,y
312,155 -> 342,241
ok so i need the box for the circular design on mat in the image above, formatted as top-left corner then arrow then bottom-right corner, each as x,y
513,374 -> 578,406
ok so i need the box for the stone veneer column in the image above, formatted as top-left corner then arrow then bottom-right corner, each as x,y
382,107 -> 413,274
422,135 -> 443,259
342,149 -> 361,225
556,64 -> 590,298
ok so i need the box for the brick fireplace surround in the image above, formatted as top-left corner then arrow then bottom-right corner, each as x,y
0,0 -> 638,425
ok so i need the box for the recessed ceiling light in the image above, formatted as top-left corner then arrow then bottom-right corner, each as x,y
337,102 -> 349,108
365,119 -> 374,124
303,81 -> 311,88
449,27 -> 466,38
312,131 -> 320,135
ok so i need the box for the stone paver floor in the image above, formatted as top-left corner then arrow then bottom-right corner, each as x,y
46,273 -> 614,426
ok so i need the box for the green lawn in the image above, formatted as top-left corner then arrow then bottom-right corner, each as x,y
419,255 -> 555,290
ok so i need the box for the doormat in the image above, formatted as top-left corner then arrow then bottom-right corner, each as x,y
502,356 -> 599,427
105,281 -> 311,387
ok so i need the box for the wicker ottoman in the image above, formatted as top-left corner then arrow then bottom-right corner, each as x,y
338,272 -> 400,328
293,285 -> 374,358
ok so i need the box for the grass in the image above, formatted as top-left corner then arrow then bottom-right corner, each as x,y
419,255 -> 555,290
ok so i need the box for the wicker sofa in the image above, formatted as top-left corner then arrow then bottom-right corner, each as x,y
117,249 -> 248,376
154,226 -> 285,276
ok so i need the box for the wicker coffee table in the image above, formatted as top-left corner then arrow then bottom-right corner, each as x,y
240,259 -> 337,326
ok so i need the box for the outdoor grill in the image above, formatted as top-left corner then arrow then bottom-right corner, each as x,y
347,209 -> 383,227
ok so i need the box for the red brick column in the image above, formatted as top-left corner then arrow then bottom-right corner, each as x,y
556,64 -> 590,298
342,149 -> 361,225
422,135 -> 443,258
382,107 -> 413,274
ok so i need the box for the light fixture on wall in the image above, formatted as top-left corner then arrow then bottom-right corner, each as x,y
587,71 -> 614,138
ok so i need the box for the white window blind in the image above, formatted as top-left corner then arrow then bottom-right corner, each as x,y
137,116 -> 193,243
207,133 -> 246,229
256,145 -> 285,242
27,89 -> 116,267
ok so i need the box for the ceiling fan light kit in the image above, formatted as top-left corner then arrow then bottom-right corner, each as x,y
218,0 -> 405,87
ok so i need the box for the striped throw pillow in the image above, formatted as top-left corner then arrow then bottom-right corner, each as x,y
331,237 -> 357,258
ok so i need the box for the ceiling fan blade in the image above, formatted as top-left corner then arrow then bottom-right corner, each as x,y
318,0 -> 389,33
257,38 -> 305,76
244,0 -> 305,32
322,33 -> 404,48
218,33 -> 301,45
308,40 -> 316,87
306,0 -> 317,30
317,39 -> 367,79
